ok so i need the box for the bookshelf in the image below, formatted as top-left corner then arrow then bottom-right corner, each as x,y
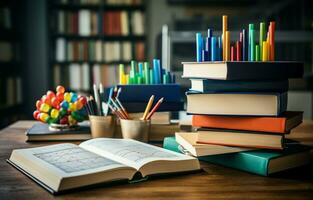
48,0 -> 147,94
0,1 -> 24,128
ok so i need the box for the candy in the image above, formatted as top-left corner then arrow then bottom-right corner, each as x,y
36,100 -> 42,110
69,102 -> 77,112
78,96 -> 87,105
61,101 -> 69,109
33,85 -> 87,125
40,103 -> 51,113
39,113 -> 50,122
70,92 -> 78,102
50,109 -> 60,119
33,110 -> 40,119
56,92 -> 64,102
56,85 -> 65,94
46,90 -> 56,100
51,97 -> 60,108
59,108 -> 67,117
68,115 -> 77,125
60,116 -> 68,124
74,100 -> 83,110
64,92 -> 71,102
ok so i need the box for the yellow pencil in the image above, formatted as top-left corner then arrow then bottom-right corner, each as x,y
142,95 -> 154,120
222,15 -> 228,61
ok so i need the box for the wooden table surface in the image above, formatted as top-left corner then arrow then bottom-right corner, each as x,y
1,120 -> 313,200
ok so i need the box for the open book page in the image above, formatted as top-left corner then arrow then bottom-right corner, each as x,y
80,138 -> 196,170
10,143 -> 129,178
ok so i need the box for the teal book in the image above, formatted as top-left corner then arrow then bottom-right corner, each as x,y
163,137 -> 312,176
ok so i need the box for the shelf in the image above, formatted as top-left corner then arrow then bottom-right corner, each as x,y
0,62 -> 20,75
53,61 -> 131,65
52,34 -> 146,41
51,3 -> 145,11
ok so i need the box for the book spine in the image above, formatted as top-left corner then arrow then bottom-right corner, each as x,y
163,137 -> 269,176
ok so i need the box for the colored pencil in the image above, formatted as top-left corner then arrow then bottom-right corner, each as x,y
196,33 -> 203,62
269,21 -> 275,61
146,97 -> 164,120
236,41 -> 241,61
142,95 -> 154,120
211,37 -> 217,61
225,31 -> 230,61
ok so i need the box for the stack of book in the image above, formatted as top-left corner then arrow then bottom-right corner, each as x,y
164,61 -> 313,176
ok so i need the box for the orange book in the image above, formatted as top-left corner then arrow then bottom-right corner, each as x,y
192,111 -> 303,134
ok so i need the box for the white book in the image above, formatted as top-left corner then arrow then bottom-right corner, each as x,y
132,11 -> 144,35
0,42 -> 13,61
8,138 -> 199,194
93,64 -> 101,85
69,64 -> 81,91
104,42 -> 113,62
58,11 -> 65,34
121,11 -> 129,36
113,42 -> 121,61
79,10 -> 91,36
56,38 -> 66,62
122,42 -> 132,61
95,40 -> 102,62
81,63 -> 90,91
16,77 -> 22,104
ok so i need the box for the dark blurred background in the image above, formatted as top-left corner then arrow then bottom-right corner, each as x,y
0,0 -> 312,128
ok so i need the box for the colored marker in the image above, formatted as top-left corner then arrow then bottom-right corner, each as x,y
236,41 -> 241,61
269,21 -> 275,61
119,64 -> 124,84
225,31 -> 230,61
153,59 -> 161,84
259,22 -> 265,59
255,44 -> 260,61
149,69 -> 154,84
230,46 -> 235,61
222,15 -> 228,61
217,36 -> 222,61
144,62 -> 149,84
242,29 -> 247,61
211,36 -> 217,61
202,50 -> 209,61
138,62 -> 143,77
196,33 -> 203,62
249,24 -> 255,61
262,41 -> 268,61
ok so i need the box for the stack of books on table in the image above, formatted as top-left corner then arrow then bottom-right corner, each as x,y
164,61 -> 313,176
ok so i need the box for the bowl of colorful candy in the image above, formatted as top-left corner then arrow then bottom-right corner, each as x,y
33,85 -> 87,131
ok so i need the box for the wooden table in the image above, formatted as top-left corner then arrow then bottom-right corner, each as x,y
1,120 -> 313,200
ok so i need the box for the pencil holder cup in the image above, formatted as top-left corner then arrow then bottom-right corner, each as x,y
89,115 -> 115,138
120,119 -> 151,142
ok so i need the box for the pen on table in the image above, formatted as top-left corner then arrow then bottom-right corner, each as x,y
93,84 -> 101,115
142,95 -> 154,120
146,97 -> 164,120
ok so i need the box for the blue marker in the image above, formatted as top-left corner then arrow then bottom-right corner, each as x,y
217,36 -> 222,61
202,50 -> 209,61
138,62 -> 143,77
196,33 -> 203,62
211,37 -> 217,61
153,59 -> 161,84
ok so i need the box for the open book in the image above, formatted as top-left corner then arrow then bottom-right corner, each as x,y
8,138 -> 200,194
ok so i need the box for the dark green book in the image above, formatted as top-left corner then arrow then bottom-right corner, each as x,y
163,137 -> 312,176
190,79 -> 289,93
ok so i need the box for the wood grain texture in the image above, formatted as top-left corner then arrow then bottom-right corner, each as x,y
1,120 -> 313,200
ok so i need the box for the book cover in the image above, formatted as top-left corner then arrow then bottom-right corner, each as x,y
182,61 -> 304,80
26,123 -> 91,141
193,111 -> 303,134
190,79 -> 289,93
186,92 -> 287,116
163,137 -> 311,176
